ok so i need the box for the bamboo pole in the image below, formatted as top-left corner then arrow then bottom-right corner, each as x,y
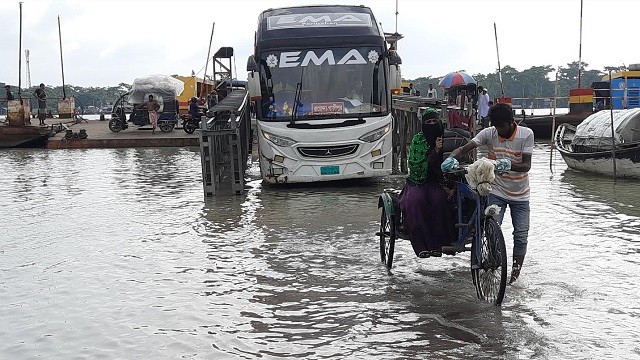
577,0 -> 583,88
394,0 -> 398,34
200,22 -> 215,101
58,16 -> 66,99
608,70 -> 617,180
550,71 -> 558,171
493,22 -> 505,98
17,2 -> 23,102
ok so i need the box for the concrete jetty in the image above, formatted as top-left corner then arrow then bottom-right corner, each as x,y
46,119 -> 199,149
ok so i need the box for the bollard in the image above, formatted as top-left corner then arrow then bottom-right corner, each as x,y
99,113 -> 105,121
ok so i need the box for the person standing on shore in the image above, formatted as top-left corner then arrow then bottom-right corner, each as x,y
477,86 -> 490,128
33,83 -> 47,125
442,103 -> 534,284
5,85 -> 15,101
409,83 -> 416,96
141,94 -> 160,133
427,83 -> 437,99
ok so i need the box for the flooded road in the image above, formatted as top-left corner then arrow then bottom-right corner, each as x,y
1,145 -> 639,359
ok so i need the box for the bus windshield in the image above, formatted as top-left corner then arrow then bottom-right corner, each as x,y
258,46 -> 388,121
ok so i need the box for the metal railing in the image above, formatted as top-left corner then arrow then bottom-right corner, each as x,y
509,96 -> 570,111
391,94 -> 449,174
199,89 -> 252,196
510,91 -> 640,112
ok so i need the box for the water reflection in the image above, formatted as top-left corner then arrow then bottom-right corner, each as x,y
560,169 -> 640,217
1,146 -> 639,359
196,177 -> 526,358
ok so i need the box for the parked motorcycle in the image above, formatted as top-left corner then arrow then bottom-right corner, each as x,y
181,107 -> 206,134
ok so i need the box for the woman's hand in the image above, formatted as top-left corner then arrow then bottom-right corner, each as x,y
435,137 -> 443,152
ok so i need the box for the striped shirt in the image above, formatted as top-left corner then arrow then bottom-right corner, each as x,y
472,125 -> 534,201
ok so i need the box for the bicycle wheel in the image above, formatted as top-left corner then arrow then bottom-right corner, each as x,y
472,217 -> 507,305
379,206 -> 396,269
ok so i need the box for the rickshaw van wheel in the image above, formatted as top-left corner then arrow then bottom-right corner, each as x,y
159,122 -> 175,133
108,118 -> 123,132
379,206 -> 396,269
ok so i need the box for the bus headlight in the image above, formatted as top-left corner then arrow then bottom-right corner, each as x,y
262,130 -> 297,147
359,124 -> 390,143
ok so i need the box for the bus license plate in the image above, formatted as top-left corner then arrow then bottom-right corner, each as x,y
320,165 -> 340,175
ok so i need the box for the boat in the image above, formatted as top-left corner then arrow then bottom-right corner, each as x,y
518,87 -> 594,138
519,111 -> 591,138
0,122 -> 54,148
554,108 -> 640,179
0,5 -> 65,148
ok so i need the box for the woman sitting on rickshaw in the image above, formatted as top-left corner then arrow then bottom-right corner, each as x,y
399,108 -> 457,258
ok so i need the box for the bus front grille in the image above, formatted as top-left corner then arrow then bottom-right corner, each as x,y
297,144 -> 359,158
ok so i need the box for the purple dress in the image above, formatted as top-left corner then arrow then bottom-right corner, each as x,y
400,145 -> 457,256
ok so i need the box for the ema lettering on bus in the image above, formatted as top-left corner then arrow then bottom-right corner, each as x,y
268,49 -> 377,68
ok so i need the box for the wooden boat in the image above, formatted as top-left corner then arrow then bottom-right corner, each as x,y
517,88 -> 595,138
519,111 -> 590,138
554,109 -> 640,179
0,122 -> 54,148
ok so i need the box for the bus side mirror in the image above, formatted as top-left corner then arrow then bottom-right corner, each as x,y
247,71 -> 261,101
389,65 -> 402,95
387,50 -> 402,66
247,55 -> 259,72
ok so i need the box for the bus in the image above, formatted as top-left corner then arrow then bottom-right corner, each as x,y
246,5 -> 402,184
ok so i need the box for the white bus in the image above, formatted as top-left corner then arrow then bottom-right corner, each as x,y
246,5 -> 402,183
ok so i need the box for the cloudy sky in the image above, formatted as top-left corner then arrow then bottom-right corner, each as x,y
0,0 -> 637,88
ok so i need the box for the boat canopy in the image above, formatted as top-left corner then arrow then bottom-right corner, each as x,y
574,108 -> 640,149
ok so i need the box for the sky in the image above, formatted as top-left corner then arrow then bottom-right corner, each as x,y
0,0 -> 638,88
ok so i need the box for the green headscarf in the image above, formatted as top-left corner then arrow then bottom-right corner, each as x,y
407,107 -> 440,184
407,132 -> 430,184
421,107 -> 439,119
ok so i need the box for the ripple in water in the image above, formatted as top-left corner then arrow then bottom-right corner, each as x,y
1,144 -> 639,359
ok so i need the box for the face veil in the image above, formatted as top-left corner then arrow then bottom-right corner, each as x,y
421,110 -> 444,150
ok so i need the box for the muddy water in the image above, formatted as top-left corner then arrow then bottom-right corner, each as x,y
1,145 -> 638,359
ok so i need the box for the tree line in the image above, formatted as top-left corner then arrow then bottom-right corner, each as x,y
1,83 -> 131,112
408,61 -> 626,107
